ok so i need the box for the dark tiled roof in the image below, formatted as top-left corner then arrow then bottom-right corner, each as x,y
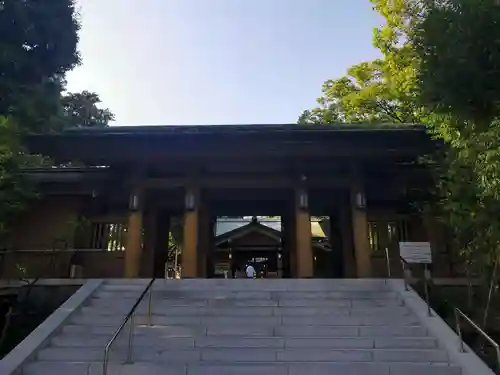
32,123 -> 426,136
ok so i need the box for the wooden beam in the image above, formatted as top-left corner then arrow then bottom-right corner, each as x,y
141,176 -> 352,189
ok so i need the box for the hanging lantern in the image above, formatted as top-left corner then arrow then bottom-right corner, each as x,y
185,191 -> 196,211
355,191 -> 366,210
129,193 -> 140,211
298,191 -> 308,210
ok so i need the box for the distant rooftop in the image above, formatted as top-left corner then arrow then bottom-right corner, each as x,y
216,217 -> 326,238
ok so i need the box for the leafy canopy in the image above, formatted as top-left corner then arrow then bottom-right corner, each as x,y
299,0 -> 500,281
299,0 -> 424,125
0,0 -> 114,243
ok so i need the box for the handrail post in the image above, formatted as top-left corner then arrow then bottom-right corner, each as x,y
126,313 -> 135,363
400,258 -> 409,291
102,347 -> 109,375
424,264 -> 432,316
385,248 -> 391,279
148,281 -> 153,326
455,308 -> 465,352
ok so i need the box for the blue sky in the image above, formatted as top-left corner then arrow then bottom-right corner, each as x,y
66,0 -> 383,125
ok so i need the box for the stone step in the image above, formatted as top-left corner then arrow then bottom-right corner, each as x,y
88,297 -> 404,308
103,278 -> 391,291
275,325 -> 429,337
93,290 -> 399,300
70,313 -> 421,326
51,335 -> 438,349
80,305 -> 412,317
99,281 -> 397,295
22,361 -> 462,375
37,347 -> 450,363
23,361 -> 187,375
60,323 -> 429,337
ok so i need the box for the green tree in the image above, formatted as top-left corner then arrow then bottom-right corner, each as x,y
300,0 -> 500,326
298,60 -> 420,124
415,0 -> 500,127
414,0 -> 500,326
0,0 -> 81,244
0,0 -> 114,245
0,118 -> 44,244
62,91 -> 115,128
299,0 -> 424,125
0,0 -> 80,132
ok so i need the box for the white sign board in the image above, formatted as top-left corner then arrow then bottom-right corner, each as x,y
399,242 -> 432,264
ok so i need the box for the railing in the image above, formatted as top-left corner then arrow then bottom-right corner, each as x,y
399,255 -> 410,291
384,248 -> 392,278
455,308 -> 500,370
386,251 -> 432,316
102,278 -> 155,375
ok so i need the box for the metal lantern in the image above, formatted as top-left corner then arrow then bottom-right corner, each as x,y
355,191 -> 366,210
185,191 -> 196,211
129,193 -> 139,211
298,191 -> 308,210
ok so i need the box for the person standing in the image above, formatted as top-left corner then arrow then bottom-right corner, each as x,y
245,263 -> 256,278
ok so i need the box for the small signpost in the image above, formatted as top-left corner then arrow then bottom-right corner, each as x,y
399,242 -> 432,264
399,241 -> 433,316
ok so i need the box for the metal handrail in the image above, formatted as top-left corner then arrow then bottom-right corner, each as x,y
455,307 -> 500,370
102,278 -> 155,375
400,256 -> 432,316
400,256 -> 411,291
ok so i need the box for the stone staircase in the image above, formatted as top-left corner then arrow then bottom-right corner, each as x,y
20,279 -> 470,374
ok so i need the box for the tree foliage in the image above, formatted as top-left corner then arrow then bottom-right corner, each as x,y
299,0 -> 424,125
300,0 -> 500,310
62,91 -> 115,129
0,0 -> 114,244
415,0 -> 500,127
413,0 -> 500,316
0,0 -> 80,132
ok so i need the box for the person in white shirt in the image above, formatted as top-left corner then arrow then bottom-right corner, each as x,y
245,263 -> 256,278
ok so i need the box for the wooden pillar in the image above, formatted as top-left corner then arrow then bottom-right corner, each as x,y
182,187 -> 199,278
329,214 -> 345,278
140,208 -> 157,277
124,190 -> 143,278
153,211 -> 170,278
295,188 -> 313,278
206,215 -> 217,278
197,205 -> 211,278
339,198 -> 356,278
282,211 -> 295,278
350,185 -> 372,278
